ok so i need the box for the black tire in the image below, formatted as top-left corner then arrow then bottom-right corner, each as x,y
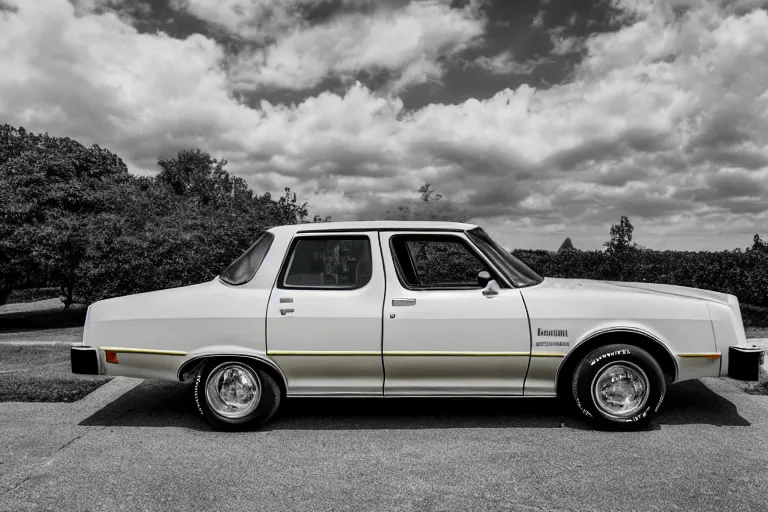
571,344 -> 666,430
193,359 -> 282,431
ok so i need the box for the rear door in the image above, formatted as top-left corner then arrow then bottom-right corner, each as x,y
266,232 -> 384,396
380,231 -> 531,396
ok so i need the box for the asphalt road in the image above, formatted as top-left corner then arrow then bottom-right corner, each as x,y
1,377 -> 768,512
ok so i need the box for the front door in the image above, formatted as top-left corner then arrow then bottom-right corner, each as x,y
266,232 -> 384,396
380,231 -> 531,396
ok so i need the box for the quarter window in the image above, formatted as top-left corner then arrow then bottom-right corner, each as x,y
219,232 -> 274,286
280,236 -> 372,289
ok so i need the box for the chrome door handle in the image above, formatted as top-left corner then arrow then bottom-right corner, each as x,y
280,308 -> 294,315
392,298 -> 416,307
280,297 -> 293,303
482,288 -> 498,297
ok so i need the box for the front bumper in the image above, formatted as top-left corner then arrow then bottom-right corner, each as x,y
71,346 -> 101,375
728,345 -> 765,381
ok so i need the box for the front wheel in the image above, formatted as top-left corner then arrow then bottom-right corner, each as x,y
572,344 -> 666,430
193,360 -> 282,431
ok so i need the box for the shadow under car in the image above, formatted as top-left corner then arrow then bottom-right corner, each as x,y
79,378 -> 751,431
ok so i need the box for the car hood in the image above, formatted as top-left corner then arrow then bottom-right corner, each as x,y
535,277 -> 732,306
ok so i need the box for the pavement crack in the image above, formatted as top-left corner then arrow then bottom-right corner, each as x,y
0,476 -> 31,497
56,432 -> 87,453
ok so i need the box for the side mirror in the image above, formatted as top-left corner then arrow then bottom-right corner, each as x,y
482,279 -> 500,297
477,270 -> 492,288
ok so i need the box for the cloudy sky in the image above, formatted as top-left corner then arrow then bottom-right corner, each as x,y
1,0 -> 767,250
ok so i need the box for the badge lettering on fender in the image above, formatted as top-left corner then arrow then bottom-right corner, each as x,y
535,341 -> 570,347
537,328 -> 568,337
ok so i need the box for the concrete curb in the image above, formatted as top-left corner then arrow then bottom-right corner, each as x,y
71,376 -> 145,418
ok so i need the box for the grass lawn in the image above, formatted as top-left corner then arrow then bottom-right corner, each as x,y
5,287 -> 60,304
1,300 -> 108,402
746,327 -> 768,339
0,298 -> 87,331
0,344 -> 111,402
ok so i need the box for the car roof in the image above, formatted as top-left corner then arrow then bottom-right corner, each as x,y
268,220 -> 478,234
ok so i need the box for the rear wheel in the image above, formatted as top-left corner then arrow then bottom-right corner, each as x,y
571,344 -> 666,430
193,360 -> 282,431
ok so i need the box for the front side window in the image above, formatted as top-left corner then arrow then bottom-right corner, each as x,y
219,232 -> 275,286
280,236 -> 372,289
390,234 -> 502,289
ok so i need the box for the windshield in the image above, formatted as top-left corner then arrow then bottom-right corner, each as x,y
467,227 -> 543,288
219,232 -> 274,286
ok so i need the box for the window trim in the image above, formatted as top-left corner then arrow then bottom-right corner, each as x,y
276,234 -> 373,291
388,233 -> 510,291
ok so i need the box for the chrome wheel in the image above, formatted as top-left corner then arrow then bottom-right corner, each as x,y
205,363 -> 262,419
590,361 -> 649,419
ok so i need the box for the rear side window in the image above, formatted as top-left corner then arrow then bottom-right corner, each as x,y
219,232 -> 274,286
279,236 -> 372,289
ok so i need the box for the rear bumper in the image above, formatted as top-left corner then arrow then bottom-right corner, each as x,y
728,345 -> 765,381
71,346 -> 101,375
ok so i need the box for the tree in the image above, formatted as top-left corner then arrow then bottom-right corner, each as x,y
364,183 -> 469,222
418,183 -> 442,203
0,124 -> 130,305
751,234 -> 767,252
604,216 -> 636,253
558,237 -> 576,252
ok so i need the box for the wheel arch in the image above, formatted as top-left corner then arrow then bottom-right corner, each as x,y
177,353 -> 288,398
555,328 -> 678,400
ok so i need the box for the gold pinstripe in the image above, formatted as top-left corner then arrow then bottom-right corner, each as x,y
268,350 -> 566,357
268,350 -> 379,356
384,351 -> 530,357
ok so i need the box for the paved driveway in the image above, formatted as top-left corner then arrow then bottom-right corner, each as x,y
1,377 -> 768,512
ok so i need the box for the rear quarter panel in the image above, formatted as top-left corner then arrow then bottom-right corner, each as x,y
85,228 -> 295,380
86,282 -> 273,380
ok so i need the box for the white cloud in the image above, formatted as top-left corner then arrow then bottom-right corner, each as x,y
1,0 -> 768,250
473,50 -> 544,75
169,0 -> 314,42
0,0 -> 262,173
225,0 -> 486,93
169,0 -> 487,94
70,0 -> 151,22
531,10 -> 545,28
550,33 -> 583,56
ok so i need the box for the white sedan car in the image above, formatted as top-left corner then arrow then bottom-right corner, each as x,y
71,221 -> 764,430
